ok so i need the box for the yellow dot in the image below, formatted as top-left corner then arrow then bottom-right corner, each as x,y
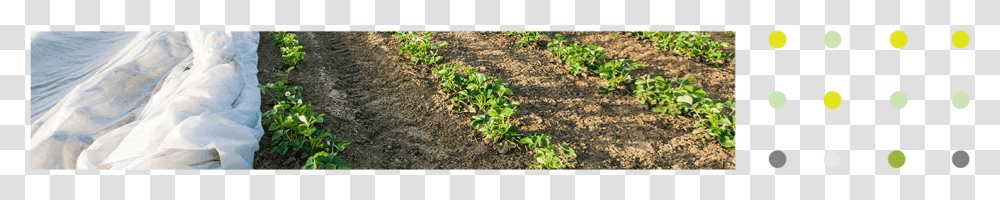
953,31 -> 970,49
824,91 -> 842,109
890,31 -> 908,49
769,31 -> 786,49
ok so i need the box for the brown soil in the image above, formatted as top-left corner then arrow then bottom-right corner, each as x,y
254,31 -> 736,169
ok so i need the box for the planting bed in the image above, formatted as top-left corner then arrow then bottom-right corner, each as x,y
254,31 -> 735,169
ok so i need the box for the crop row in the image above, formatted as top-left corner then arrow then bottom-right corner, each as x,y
394,31 -> 449,65
634,76 -> 735,148
259,32 -> 351,169
396,31 -> 578,169
626,31 -> 733,67
511,32 -> 736,149
546,34 -> 646,92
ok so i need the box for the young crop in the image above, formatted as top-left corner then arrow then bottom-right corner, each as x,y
263,102 -> 336,154
417,34 -> 578,168
261,32 -> 350,169
271,32 -> 307,68
693,100 -> 735,149
547,35 -> 611,76
633,76 -> 707,115
432,63 -> 468,95
433,64 -> 477,112
302,135 -> 352,169
471,101 -> 522,142
633,75 -> 735,149
507,31 -> 544,47
259,68 -> 304,104
628,31 -> 733,67
394,31 -> 450,65
546,33 -> 568,48
592,58 -> 645,92
520,133 -> 577,169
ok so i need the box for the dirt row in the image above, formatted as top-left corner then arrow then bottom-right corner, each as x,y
253,31 -> 736,169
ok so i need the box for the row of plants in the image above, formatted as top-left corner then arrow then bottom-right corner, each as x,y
394,31 -> 449,65
546,34 -> 646,92
258,32 -> 351,169
633,76 -> 735,148
625,31 -> 733,67
511,32 -> 736,149
507,31 -> 544,47
395,31 -> 578,169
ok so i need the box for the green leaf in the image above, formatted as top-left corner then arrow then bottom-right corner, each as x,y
676,96 -> 693,104
598,87 -> 613,93
720,117 -> 733,126
500,107 -> 515,117
277,142 -> 288,155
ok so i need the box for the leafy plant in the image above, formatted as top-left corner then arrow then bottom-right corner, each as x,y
433,63 -> 468,95
547,36 -> 610,76
520,133 -> 577,169
271,31 -> 307,68
694,101 -> 735,149
633,75 -> 735,149
634,76 -> 707,116
260,32 -> 350,169
264,103 -> 335,154
394,31 -> 450,65
628,31 -> 733,67
592,58 -> 645,92
302,135 -> 352,169
471,98 -> 522,142
417,34 -> 577,168
507,31 -> 545,47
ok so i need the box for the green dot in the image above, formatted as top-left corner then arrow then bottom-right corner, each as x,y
953,91 -> 970,109
769,92 -> 787,109
888,150 -> 906,168
890,91 -> 908,109
824,31 -> 841,48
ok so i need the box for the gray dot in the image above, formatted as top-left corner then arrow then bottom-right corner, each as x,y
953,150 -> 970,168
825,151 -> 841,168
769,150 -> 786,168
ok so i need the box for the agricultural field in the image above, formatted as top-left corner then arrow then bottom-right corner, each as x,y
253,31 -> 735,169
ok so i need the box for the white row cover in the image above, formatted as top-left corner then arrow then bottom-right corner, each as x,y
30,32 -> 265,169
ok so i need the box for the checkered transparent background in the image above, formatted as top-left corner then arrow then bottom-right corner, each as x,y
3,0 -> 1000,199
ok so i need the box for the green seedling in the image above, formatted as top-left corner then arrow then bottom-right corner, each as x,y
547,36 -> 610,76
394,31 -> 449,65
633,75 -> 735,148
593,58 -> 645,92
633,76 -> 706,116
260,31 -> 350,168
520,133 -> 577,169
628,31 -> 733,67
508,31 -> 545,47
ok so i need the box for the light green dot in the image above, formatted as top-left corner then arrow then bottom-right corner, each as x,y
824,31 -> 841,48
769,92 -> 787,109
953,91 -> 970,109
888,150 -> 906,168
890,91 -> 908,109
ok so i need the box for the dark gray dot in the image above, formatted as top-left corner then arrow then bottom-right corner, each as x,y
769,150 -> 786,168
953,150 -> 970,168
